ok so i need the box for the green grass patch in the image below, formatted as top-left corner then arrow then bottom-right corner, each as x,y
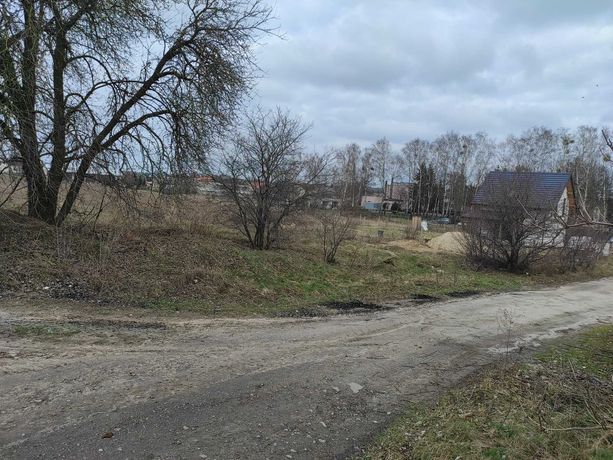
537,325 -> 613,379
12,323 -> 80,338
365,325 -> 613,460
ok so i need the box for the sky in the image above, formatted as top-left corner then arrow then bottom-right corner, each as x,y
252,0 -> 613,151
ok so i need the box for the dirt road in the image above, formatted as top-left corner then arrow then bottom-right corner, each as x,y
1,279 -> 612,459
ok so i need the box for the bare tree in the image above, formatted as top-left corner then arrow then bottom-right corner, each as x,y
560,225 -> 609,271
329,143 -> 376,209
500,126 -> 560,173
467,132 -> 496,187
557,127 -> 610,220
555,129 -> 613,230
401,138 -> 429,188
0,0 -> 272,224
217,108 -> 324,250
368,138 -> 401,190
316,211 -> 355,263
462,177 -> 566,271
410,160 -> 440,216
333,143 -> 359,208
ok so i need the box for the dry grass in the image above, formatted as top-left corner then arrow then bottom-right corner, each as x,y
1,187 -> 613,317
365,325 -> 613,460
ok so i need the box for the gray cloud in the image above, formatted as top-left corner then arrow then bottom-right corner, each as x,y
252,0 -> 613,150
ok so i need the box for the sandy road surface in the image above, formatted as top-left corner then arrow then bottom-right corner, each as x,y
0,279 -> 612,459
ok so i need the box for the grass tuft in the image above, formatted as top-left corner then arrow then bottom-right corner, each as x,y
365,325 -> 613,460
11,323 -> 80,338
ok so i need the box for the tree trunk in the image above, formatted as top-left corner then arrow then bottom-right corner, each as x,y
20,0 -> 56,224
46,30 -> 69,224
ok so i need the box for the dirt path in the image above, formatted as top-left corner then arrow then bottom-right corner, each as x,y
1,279 -> 612,459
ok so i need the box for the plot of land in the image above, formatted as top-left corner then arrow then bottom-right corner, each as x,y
2,208 -> 612,318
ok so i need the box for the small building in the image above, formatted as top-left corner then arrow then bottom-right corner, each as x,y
383,181 -> 413,212
361,195 -> 383,211
195,175 -> 226,196
319,198 -> 341,209
360,182 -> 413,212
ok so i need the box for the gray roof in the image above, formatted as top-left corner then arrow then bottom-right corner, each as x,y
472,171 -> 572,209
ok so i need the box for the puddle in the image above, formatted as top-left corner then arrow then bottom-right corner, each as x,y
446,290 -> 480,298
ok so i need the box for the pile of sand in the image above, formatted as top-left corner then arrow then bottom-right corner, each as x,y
426,231 -> 463,253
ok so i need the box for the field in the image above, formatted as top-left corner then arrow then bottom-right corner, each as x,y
365,325 -> 613,460
1,184 -> 613,317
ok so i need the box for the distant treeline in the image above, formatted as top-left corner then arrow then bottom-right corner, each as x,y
328,125 -> 612,219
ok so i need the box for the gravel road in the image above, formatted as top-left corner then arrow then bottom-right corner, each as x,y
1,279 -> 612,459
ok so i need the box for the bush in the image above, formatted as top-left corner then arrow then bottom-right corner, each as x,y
316,211 -> 356,263
560,226 -> 610,272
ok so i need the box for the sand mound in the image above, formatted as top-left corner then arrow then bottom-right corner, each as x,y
427,232 -> 463,253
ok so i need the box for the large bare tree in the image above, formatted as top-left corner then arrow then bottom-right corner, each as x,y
0,0 -> 272,224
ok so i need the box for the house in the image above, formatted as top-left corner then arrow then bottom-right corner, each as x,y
319,197 -> 341,209
0,157 -> 23,177
195,175 -> 226,196
467,171 -> 577,246
309,184 -> 341,209
360,182 -> 414,212
471,171 -> 576,216
361,194 -> 383,211
383,181 -> 413,211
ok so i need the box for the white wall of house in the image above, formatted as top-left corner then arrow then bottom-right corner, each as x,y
550,189 -> 570,246
556,189 -> 570,220
361,195 -> 383,206
525,189 -> 569,248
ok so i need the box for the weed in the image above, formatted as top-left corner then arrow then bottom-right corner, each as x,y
12,323 -> 80,338
364,325 -> 613,460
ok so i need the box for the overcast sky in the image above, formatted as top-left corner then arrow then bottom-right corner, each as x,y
252,0 -> 613,151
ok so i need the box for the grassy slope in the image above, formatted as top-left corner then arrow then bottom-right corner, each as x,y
1,209 -> 613,316
365,325 -> 613,460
